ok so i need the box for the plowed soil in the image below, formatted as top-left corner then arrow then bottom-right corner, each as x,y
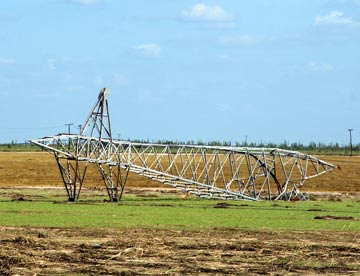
0,152 -> 360,193
1,226 -> 359,276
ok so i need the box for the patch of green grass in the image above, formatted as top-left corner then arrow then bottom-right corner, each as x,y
0,189 -> 359,232
0,143 -> 42,152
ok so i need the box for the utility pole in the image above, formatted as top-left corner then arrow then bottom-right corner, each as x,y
348,128 -> 353,156
65,123 -> 74,135
78,125 -> 82,135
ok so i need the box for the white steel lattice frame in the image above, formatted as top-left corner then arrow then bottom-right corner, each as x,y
30,88 -> 337,202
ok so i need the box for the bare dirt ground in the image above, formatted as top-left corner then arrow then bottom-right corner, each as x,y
1,152 -> 360,193
1,226 -> 360,276
1,153 -> 360,275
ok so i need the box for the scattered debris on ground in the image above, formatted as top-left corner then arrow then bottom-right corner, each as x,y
1,226 -> 359,275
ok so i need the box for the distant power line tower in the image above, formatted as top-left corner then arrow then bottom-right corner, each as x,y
348,128 -> 353,156
65,123 -> 73,135
31,88 -> 337,202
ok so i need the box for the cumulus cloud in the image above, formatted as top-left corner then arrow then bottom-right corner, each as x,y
314,10 -> 353,25
181,3 -> 233,22
133,44 -> 162,57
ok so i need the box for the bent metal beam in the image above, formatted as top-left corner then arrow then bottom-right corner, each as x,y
30,88 -> 337,202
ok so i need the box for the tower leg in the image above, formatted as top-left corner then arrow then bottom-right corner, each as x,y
98,164 -> 129,202
54,153 -> 88,202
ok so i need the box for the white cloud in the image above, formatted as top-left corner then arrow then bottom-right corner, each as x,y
182,3 -> 233,22
133,44 -> 162,58
314,11 -> 353,25
307,61 -> 334,73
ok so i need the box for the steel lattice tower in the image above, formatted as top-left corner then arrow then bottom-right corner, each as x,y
31,88 -> 337,202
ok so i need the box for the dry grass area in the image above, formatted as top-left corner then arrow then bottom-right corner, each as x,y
1,226 -> 359,276
0,152 -> 360,193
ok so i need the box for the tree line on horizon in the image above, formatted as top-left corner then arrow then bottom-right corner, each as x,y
127,139 -> 357,153
1,139 -> 358,154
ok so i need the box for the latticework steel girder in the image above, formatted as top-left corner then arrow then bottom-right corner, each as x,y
30,88 -> 337,202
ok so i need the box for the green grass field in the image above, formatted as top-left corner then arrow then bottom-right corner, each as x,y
1,189 -> 359,232
1,188 -> 360,275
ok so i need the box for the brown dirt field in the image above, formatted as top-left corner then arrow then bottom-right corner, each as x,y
1,226 -> 359,276
0,152 -> 359,193
0,152 -> 163,189
1,153 -> 360,275
304,155 -> 360,193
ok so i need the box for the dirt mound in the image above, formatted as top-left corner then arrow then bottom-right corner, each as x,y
314,215 -> 358,221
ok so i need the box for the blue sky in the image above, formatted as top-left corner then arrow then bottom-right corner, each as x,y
0,0 -> 359,145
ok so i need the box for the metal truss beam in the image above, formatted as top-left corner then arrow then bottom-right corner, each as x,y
30,88 -> 337,202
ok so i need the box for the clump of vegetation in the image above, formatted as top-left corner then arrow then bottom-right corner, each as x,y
0,142 -> 41,152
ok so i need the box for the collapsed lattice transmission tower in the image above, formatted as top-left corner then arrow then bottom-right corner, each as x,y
31,88 -> 336,202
